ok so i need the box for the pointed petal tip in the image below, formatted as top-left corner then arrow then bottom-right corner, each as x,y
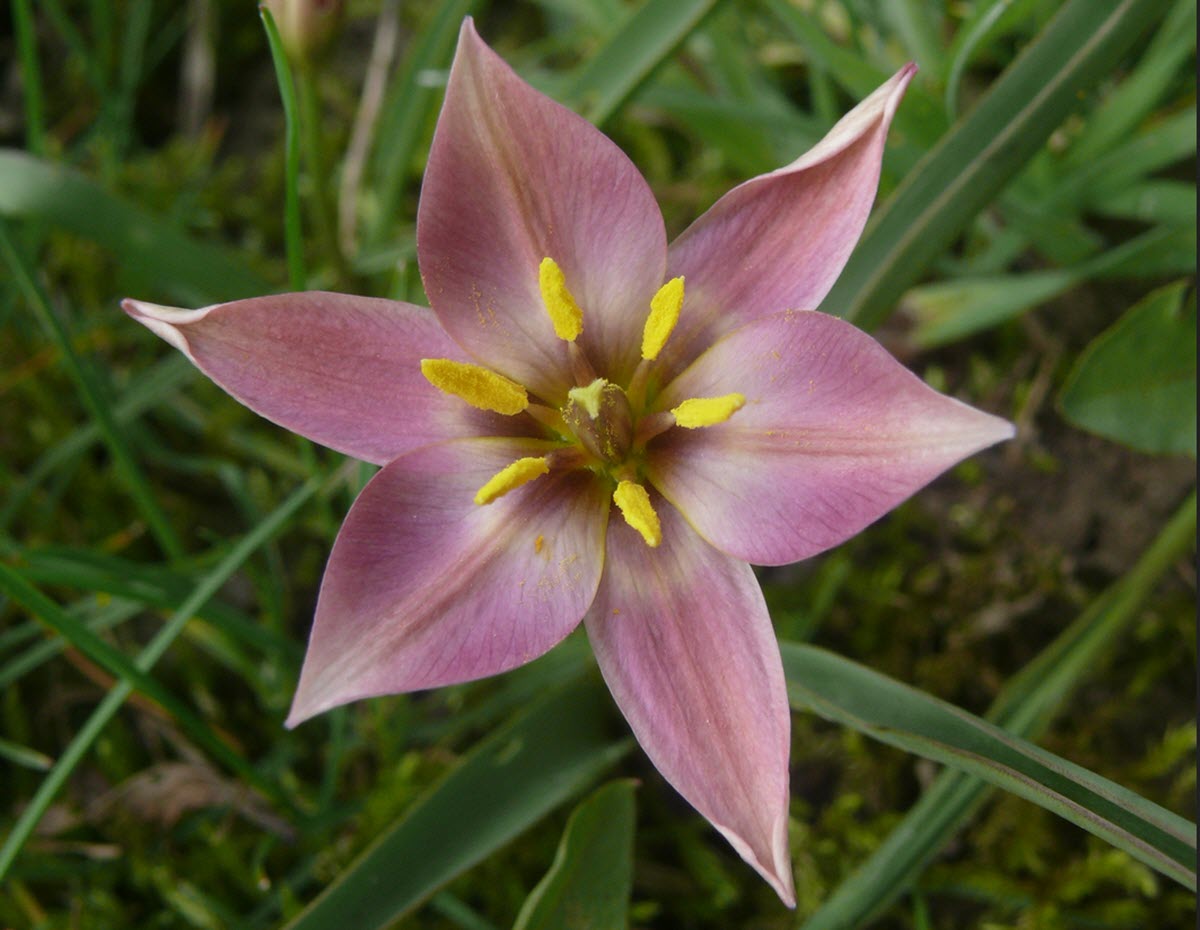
949,401 -> 1017,454
121,298 -> 208,355
717,808 -> 795,907
282,694 -> 322,730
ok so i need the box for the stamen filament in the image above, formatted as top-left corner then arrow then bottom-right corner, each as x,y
613,480 -> 662,547
524,402 -> 568,434
671,393 -> 746,429
539,257 -> 583,342
642,276 -> 684,360
421,359 -> 528,415
475,456 -> 550,505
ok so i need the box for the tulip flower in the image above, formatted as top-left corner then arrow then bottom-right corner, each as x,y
124,19 -> 1013,905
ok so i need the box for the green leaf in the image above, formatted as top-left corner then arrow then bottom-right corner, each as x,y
1060,281 -> 1196,455
1089,179 -> 1197,227
565,0 -> 727,126
880,0 -> 947,83
0,150 -> 269,305
797,490 -> 1196,929
782,643 -> 1196,890
764,0 -> 946,147
513,780 -> 637,930
905,225 -> 1193,347
823,0 -> 1170,331
283,676 -> 632,930
0,736 -> 53,773
1066,0 -> 1197,166
943,0 -> 1045,119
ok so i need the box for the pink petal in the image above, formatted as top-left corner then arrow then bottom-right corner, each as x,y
418,19 -> 668,400
660,65 -> 916,377
123,293 -> 505,465
584,497 -> 794,906
287,437 -> 609,725
649,310 -> 1014,565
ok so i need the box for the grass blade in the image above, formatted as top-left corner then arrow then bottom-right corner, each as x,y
880,0 -> 947,82
906,225 -> 1193,348
0,354 -> 193,535
0,562 -> 296,814
1066,0 -> 1196,166
283,675 -> 632,930
824,0 -> 1169,331
565,0 -> 727,126
782,644 -> 1196,889
796,490 -> 1196,928
0,217 -> 185,561
0,475 -> 322,880
0,150 -> 270,304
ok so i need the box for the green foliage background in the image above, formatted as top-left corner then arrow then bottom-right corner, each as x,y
0,1 -> 1194,928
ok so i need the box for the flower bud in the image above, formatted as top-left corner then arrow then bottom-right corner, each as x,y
262,0 -> 344,67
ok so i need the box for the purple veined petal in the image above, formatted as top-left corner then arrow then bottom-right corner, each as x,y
286,436 -> 610,726
584,497 -> 794,906
418,18 -> 668,400
659,64 -> 916,378
123,292 -> 512,466
649,310 -> 1014,566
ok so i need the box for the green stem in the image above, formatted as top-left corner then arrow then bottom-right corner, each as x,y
11,0 -> 46,156
260,6 -> 306,291
297,69 -> 352,283
0,217 -> 185,561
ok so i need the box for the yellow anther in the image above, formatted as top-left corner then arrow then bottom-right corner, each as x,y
671,393 -> 746,429
613,480 -> 661,548
539,257 -> 583,342
642,276 -> 684,360
421,359 -> 528,415
474,457 -> 550,505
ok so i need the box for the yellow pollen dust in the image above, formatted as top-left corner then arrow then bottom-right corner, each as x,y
538,257 -> 583,342
642,276 -> 684,360
613,480 -> 662,548
420,359 -> 528,415
671,393 -> 746,429
474,457 -> 550,505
